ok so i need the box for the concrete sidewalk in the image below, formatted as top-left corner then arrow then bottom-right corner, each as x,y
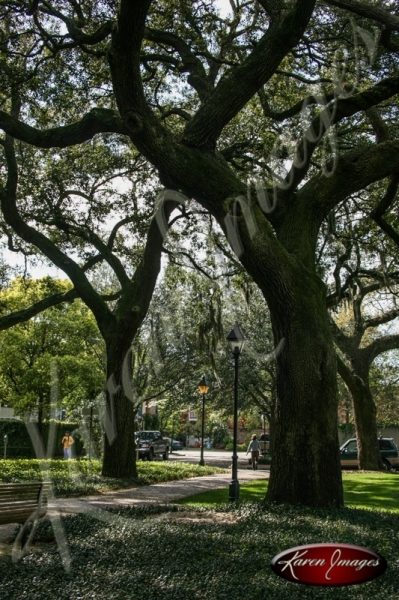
51,468 -> 269,515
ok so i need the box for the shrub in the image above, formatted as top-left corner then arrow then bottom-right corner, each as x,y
210,423 -> 229,447
224,441 -> 246,451
0,458 -> 225,496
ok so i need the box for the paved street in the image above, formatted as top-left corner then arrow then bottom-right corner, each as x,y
168,448 -> 269,469
169,448 -> 245,462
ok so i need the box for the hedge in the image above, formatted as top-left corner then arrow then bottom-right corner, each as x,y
0,420 -> 86,458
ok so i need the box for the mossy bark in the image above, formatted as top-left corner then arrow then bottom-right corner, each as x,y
101,333 -> 137,479
264,272 -> 343,507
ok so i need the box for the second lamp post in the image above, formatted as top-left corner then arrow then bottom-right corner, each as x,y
198,375 -> 209,466
226,323 -> 246,502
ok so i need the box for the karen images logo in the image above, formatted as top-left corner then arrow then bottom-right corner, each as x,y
271,543 -> 387,586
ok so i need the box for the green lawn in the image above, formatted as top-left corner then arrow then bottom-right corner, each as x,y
0,458 -> 225,497
177,478 -> 267,506
343,471 -> 399,512
178,471 -> 399,513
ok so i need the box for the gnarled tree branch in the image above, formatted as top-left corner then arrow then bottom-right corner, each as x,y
371,175 -> 399,248
0,108 -> 128,148
284,76 -> 399,192
0,288 -> 77,331
326,0 -> 399,31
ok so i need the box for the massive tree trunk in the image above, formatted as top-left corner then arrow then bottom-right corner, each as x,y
337,356 -> 381,470
264,271 -> 343,506
101,330 -> 137,479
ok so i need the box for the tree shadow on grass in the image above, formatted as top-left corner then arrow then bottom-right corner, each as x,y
1,501 -> 398,599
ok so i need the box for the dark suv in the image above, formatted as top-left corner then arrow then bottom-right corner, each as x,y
135,431 -> 169,460
340,437 -> 399,471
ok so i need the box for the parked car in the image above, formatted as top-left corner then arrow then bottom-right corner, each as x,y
163,438 -> 184,451
340,437 -> 399,471
171,439 -> 184,451
135,431 -> 169,460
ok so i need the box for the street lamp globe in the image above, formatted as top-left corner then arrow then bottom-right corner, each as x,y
198,375 -> 209,395
226,322 -> 246,355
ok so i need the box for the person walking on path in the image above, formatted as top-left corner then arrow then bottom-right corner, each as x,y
246,434 -> 261,470
61,432 -> 74,459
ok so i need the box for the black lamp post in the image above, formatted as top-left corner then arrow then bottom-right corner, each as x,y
88,402 -> 94,460
198,375 -> 209,466
226,323 -> 246,502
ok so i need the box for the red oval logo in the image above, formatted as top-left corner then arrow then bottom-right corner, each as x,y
271,544 -> 387,586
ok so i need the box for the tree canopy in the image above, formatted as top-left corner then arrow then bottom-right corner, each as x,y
0,277 -> 104,423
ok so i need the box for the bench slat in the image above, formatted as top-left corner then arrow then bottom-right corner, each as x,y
0,512 -> 46,524
0,494 -> 49,500
0,489 -> 44,495
0,488 -> 43,494
1,500 -> 47,508
0,506 -> 42,515
0,483 -> 48,489
1,506 -> 46,510
0,486 -> 43,490
0,506 -> 46,514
